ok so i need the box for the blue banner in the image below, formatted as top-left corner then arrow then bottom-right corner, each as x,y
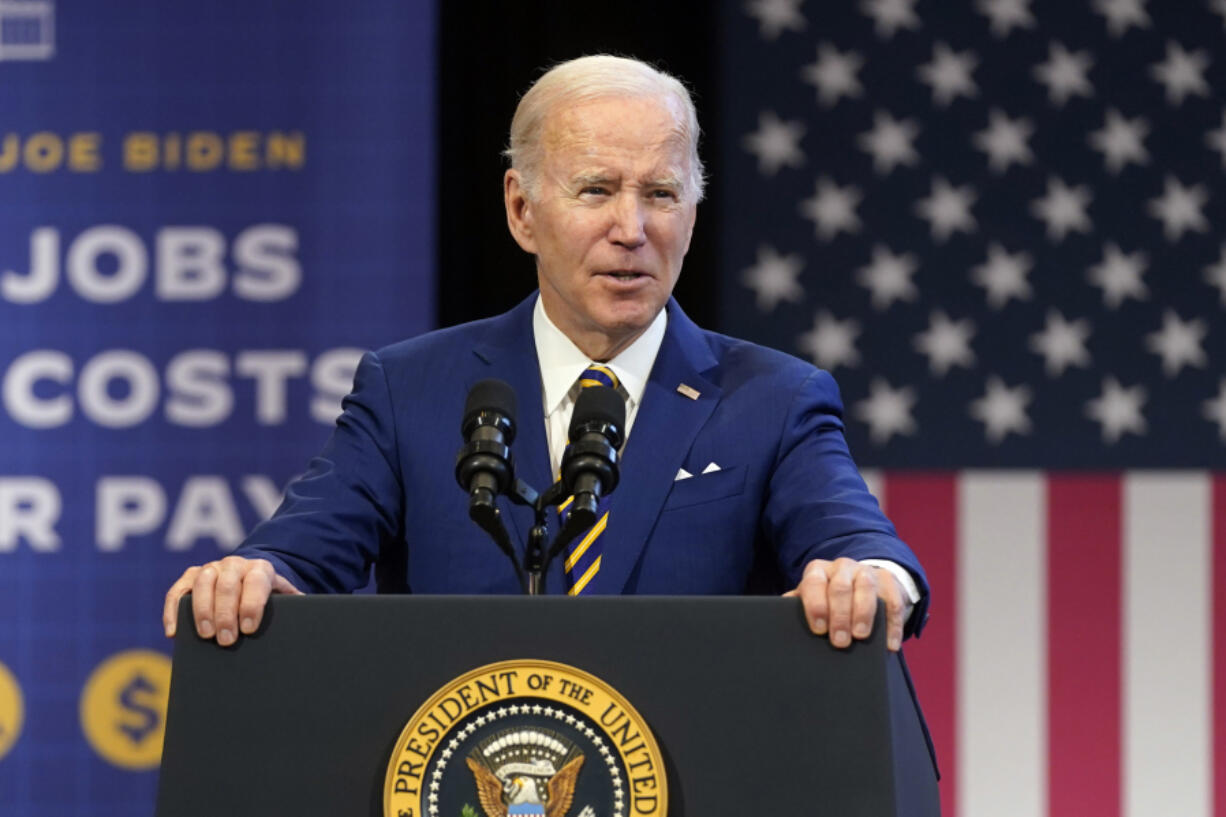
0,2 -> 436,813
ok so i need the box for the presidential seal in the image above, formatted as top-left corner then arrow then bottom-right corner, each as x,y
384,660 -> 666,817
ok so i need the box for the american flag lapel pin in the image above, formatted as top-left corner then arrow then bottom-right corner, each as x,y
676,383 -> 701,400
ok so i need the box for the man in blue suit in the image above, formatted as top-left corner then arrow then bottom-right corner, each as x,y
164,55 -> 928,653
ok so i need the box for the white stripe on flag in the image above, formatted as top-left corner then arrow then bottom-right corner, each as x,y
958,472 -> 1047,817
1124,473 -> 1212,817
860,469 -> 883,506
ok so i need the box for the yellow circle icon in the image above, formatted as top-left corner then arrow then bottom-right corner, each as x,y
0,660 -> 24,760
79,649 -> 172,770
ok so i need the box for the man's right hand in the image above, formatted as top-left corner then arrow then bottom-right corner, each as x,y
163,556 -> 303,646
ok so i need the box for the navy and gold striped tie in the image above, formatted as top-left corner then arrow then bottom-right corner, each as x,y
560,363 -> 620,595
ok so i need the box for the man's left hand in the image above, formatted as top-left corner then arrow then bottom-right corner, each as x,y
784,557 -> 905,652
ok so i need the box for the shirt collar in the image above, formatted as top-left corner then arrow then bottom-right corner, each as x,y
532,294 -> 667,415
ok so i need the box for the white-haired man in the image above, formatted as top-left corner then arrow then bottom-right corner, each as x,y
164,55 -> 929,653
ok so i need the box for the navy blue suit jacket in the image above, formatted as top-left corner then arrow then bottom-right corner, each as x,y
239,295 -> 930,635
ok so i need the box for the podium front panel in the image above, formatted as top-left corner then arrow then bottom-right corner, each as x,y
157,595 -> 937,816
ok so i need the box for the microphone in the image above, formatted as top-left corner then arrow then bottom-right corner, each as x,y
455,379 -> 517,513
559,385 -> 625,528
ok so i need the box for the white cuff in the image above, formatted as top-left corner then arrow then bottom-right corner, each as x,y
860,558 -> 921,623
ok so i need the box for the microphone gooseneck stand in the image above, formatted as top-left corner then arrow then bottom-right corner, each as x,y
498,478 -> 599,595
457,380 -> 624,595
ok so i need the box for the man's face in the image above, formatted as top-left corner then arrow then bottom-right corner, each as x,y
504,94 -> 698,361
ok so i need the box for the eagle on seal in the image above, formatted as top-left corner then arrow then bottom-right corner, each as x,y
466,754 -> 584,817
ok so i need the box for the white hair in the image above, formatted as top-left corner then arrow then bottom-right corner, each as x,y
504,54 -> 706,202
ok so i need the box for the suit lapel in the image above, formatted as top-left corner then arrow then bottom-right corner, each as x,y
591,300 -> 721,594
471,296 -> 554,574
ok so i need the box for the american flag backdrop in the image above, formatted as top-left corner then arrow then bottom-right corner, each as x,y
716,1 -> 1226,815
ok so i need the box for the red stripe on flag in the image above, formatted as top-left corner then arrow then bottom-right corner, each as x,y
883,472 -> 957,817
1047,474 -> 1121,817
1214,474 -> 1226,817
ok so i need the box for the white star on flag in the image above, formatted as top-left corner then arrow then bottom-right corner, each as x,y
1029,310 -> 1092,376
1030,176 -> 1093,241
1033,42 -> 1094,106
1088,109 -> 1150,174
1205,109 -> 1226,169
741,244 -> 805,311
1085,376 -> 1147,443
854,378 -> 918,443
969,376 -> 1033,443
856,245 -> 919,310
917,43 -> 979,107
721,0 -> 1226,468
1092,0 -> 1151,37
973,108 -> 1034,173
1088,242 -> 1149,308
801,43 -> 864,107
1144,309 -> 1208,377
743,110 -> 807,175
1150,40 -> 1210,106
859,0 -> 921,39
799,176 -> 862,239
913,310 -> 976,376
1204,244 -> 1226,306
915,176 -> 977,242
971,242 -> 1033,308
797,310 -> 861,371
976,0 -> 1035,38
858,110 -> 921,174
1204,379 -> 1226,441
1147,175 -> 1208,241
744,0 -> 807,40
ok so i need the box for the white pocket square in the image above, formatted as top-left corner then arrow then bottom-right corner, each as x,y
701,461 -> 722,474
674,468 -> 692,481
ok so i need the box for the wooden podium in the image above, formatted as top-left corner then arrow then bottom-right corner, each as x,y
157,595 -> 939,816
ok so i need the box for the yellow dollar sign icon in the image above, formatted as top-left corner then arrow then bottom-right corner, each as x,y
79,649 -> 172,770
0,660 -> 24,760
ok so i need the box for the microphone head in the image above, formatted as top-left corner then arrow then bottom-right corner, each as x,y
462,378 -> 517,442
569,385 -> 625,446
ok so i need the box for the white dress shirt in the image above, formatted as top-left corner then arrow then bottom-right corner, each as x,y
530,296 -> 919,611
533,295 -> 666,474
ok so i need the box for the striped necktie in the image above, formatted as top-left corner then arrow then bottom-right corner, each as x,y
560,363 -> 620,595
